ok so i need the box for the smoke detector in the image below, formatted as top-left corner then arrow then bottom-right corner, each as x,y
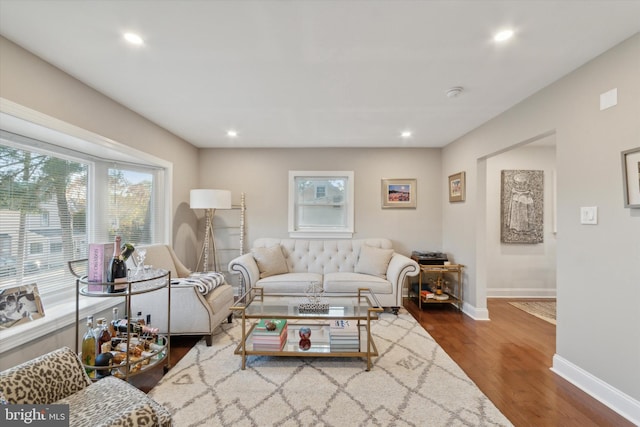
446,86 -> 464,98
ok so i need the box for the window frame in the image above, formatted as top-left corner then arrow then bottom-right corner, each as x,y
288,170 -> 354,238
0,101 -> 173,352
0,103 -> 173,304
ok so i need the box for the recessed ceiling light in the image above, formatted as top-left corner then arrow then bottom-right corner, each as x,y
123,32 -> 144,45
400,130 -> 412,139
226,130 -> 238,138
494,29 -> 514,42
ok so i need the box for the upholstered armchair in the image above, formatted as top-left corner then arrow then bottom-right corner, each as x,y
129,244 -> 234,346
0,346 -> 172,427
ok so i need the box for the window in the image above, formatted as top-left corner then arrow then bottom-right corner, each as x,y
29,243 -> 44,255
288,171 -> 354,238
40,212 -> 49,226
0,128 -> 168,307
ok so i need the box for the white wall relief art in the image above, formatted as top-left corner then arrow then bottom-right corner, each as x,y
501,170 -> 544,244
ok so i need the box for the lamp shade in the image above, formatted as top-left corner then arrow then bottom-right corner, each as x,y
190,189 -> 232,209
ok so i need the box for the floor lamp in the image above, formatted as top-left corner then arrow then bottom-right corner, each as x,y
190,189 -> 232,272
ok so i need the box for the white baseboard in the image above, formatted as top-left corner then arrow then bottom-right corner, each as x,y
551,354 -> 640,425
462,302 -> 490,320
487,288 -> 557,298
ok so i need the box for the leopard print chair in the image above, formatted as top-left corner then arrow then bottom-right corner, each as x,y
0,346 -> 172,426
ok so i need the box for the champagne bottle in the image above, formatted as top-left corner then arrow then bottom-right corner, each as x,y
81,316 -> 97,378
120,242 -> 135,261
107,236 -> 127,293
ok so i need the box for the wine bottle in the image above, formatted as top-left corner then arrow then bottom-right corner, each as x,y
107,236 -> 127,293
120,242 -> 135,261
81,316 -> 97,378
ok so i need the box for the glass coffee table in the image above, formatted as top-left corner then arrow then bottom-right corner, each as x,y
230,287 -> 384,371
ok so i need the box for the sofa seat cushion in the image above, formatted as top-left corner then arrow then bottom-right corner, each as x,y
257,272 -> 322,293
324,272 -> 392,295
56,376 -> 171,427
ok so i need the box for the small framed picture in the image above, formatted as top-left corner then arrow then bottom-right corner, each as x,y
448,172 -> 465,202
381,178 -> 417,208
621,147 -> 640,208
0,284 -> 45,330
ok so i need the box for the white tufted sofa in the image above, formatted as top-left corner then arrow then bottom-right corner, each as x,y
228,238 -> 419,312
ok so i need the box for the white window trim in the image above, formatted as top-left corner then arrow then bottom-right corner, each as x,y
288,170 -> 354,239
0,98 -> 173,245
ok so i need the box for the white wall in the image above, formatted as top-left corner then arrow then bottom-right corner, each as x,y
443,33 -> 640,420
486,143 -> 557,298
197,148 -> 443,258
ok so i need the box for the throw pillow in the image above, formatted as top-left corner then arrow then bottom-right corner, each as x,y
354,244 -> 394,279
252,246 -> 289,279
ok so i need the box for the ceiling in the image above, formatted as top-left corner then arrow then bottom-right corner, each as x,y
1,1 -> 639,149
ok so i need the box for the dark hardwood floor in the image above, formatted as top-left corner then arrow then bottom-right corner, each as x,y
404,298 -> 633,427
132,298 -> 632,427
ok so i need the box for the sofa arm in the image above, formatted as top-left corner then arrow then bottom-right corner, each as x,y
228,253 -> 260,292
386,253 -> 420,305
0,346 -> 91,404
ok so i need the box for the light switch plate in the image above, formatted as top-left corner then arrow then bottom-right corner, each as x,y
580,206 -> 598,225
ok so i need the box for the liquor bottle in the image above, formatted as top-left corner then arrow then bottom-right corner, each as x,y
81,316 -> 97,378
97,319 -> 112,354
109,307 -> 118,338
107,236 -> 127,293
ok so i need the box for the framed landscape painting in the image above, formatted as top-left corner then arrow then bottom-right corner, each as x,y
381,178 -> 416,208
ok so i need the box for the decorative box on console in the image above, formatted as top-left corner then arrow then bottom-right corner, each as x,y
411,251 -> 448,265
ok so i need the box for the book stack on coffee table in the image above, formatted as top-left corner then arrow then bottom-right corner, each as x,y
329,319 -> 359,352
252,319 -> 288,351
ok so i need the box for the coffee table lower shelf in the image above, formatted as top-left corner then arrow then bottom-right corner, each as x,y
234,322 -> 379,371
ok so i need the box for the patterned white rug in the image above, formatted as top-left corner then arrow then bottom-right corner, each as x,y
149,312 -> 512,426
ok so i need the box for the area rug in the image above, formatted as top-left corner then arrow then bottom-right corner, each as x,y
149,312 -> 512,426
508,301 -> 556,325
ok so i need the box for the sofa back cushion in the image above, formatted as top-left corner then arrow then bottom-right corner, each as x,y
252,246 -> 289,278
0,346 -> 91,404
252,238 -> 394,275
354,245 -> 394,278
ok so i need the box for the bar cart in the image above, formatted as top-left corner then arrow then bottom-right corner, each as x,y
69,260 -> 171,381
